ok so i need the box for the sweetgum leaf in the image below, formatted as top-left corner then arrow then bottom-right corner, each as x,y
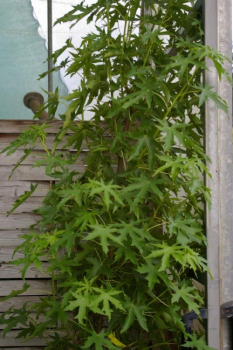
121,298 -> 149,333
86,224 -> 123,254
182,334 -> 216,350
83,330 -> 120,350
91,286 -> 125,319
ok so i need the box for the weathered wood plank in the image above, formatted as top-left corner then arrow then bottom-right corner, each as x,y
0,345 -> 44,350
0,330 -> 46,346
0,120 -> 64,134
0,280 -> 52,296
0,297 -> 41,312
0,214 -> 40,230
0,231 -> 30,247
0,247 -> 49,263
0,150 -> 86,165
0,182 -> 50,198
0,151 -> 46,165
0,263 -> 50,279
0,165 -> 84,181
0,312 -> 52,329
0,197 -> 43,213
0,134 -> 85,151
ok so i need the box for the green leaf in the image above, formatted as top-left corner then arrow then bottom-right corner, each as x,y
194,84 -> 228,114
85,257 -> 113,279
65,292 -> 90,325
116,220 -> 152,253
172,284 -> 203,314
182,334 -> 216,350
91,285 -> 125,319
7,183 -> 38,216
87,179 -> 123,210
123,175 -> 163,217
0,304 -> 30,338
85,224 -> 123,254
121,298 -> 148,333
114,243 -> 138,265
83,329 -> 120,350
137,261 -> 161,290
147,243 -> 185,271
128,134 -> 157,171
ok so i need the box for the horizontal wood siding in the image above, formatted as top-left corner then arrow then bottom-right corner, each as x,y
0,120 -> 75,348
0,181 -> 50,197
0,331 -> 46,346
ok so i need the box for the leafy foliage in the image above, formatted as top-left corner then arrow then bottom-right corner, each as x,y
0,0 -> 230,349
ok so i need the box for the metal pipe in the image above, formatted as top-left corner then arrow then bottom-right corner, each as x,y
47,0 -> 53,94
23,92 -> 49,120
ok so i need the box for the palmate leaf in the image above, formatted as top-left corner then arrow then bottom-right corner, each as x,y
114,243 -> 138,265
85,224 -> 123,254
182,334 -> 216,350
91,286 -> 125,319
194,84 -> 228,114
85,257 -> 113,279
121,298 -> 149,333
137,260 -> 171,290
156,120 -> 187,151
147,243 -> 186,271
7,183 -> 38,216
115,220 -> 152,253
50,225 -> 77,256
74,209 -> 98,233
0,304 -> 30,338
168,214 -> 204,246
56,182 -> 83,208
86,179 -> 123,210
128,133 -> 157,171
83,329 -> 120,350
65,292 -> 90,325
148,242 -> 207,273
153,154 -> 186,179
122,175 -> 163,217
172,284 -> 203,315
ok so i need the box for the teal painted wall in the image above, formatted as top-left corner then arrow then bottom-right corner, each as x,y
0,0 -> 67,119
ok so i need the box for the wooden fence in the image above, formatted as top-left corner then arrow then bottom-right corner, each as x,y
0,120 -> 76,349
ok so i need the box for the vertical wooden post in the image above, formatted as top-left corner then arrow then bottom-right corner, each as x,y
205,0 -> 233,348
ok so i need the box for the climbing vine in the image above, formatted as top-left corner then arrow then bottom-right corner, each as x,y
0,1 -> 230,349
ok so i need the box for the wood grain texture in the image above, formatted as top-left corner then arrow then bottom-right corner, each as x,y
0,214 -> 40,229
0,280 -> 52,296
0,263 -> 50,279
0,347 -> 43,349
0,150 -> 86,165
0,197 -> 44,213
0,231 -> 30,247
0,182 -> 50,198
0,151 -> 46,165
0,134 -> 87,151
0,297 -> 41,312
0,165 -> 84,181
0,247 -> 50,263
0,331 -> 47,346
0,120 -> 64,134
0,348 -> 43,350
